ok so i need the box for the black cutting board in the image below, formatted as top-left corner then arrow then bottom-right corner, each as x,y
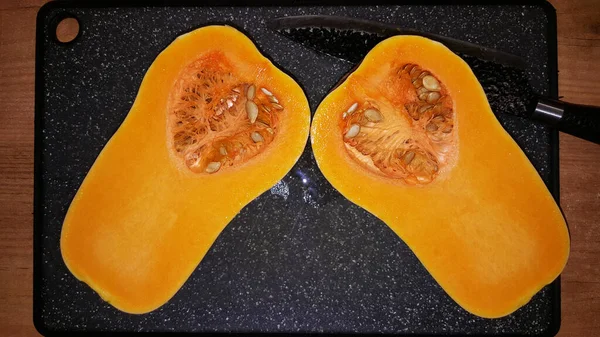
34,1 -> 561,336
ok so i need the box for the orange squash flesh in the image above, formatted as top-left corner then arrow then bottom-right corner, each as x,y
61,26 -> 310,314
311,35 -> 570,318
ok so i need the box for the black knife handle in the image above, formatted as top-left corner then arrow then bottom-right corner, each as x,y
532,97 -> 600,144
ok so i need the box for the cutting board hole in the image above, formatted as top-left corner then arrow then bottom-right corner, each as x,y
56,17 -> 80,43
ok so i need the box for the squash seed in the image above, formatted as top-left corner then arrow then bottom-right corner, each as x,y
261,87 -> 273,96
426,92 -> 441,104
426,122 -> 438,132
272,103 -> 284,110
418,105 -> 434,114
422,75 -> 441,91
347,102 -> 359,114
429,134 -> 443,142
403,151 -> 415,165
205,161 -> 221,173
251,131 -> 264,143
418,71 -> 430,79
246,85 -> 256,100
246,101 -> 258,123
364,108 -> 383,122
268,95 -> 279,104
345,124 -> 360,138
219,146 -> 228,156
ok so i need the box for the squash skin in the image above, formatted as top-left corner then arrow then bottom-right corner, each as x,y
311,36 -> 570,318
60,26 -> 310,314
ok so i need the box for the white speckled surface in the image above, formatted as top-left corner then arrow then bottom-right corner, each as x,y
35,3 -> 559,335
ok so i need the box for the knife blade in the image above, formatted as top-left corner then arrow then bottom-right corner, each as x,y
267,15 -> 527,69
268,15 -> 600,144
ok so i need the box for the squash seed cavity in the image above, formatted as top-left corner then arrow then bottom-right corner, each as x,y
167,53 -> 285,174
340,63 -> 456,185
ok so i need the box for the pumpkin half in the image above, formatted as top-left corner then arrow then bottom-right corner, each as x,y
61,26 -> 310,314
311,35 -> 569,318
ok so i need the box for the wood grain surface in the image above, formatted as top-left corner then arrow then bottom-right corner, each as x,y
0,1 -> 598,336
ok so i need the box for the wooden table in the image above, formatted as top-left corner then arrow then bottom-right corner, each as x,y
1,1 -> 598,336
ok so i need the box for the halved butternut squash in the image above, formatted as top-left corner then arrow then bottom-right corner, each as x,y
61,26 -> 310,314
311,35 -> 569,318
